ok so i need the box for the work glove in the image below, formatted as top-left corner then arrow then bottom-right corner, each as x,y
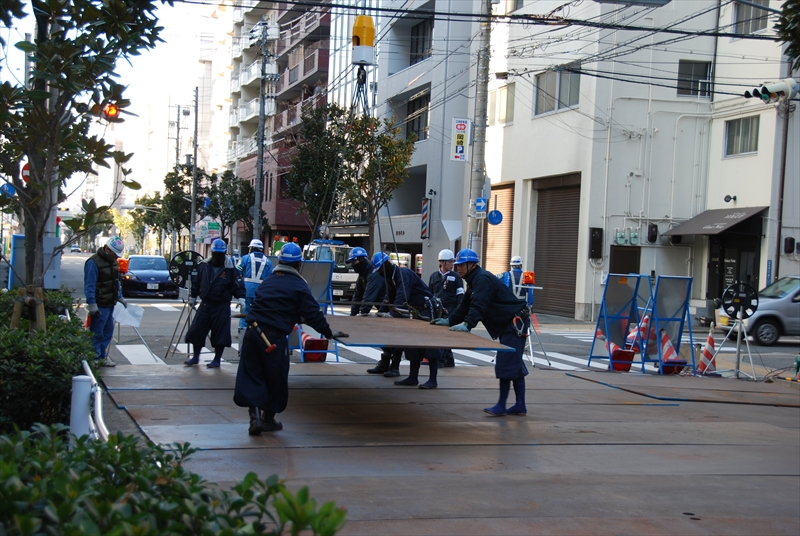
189,297 -> 198,308
331,329 -> 349,339
237,298 -> 246,312
431,318 -> 450,326
449,322 -> 470,332
87,303 -> 100,317
118,297 -> 128,308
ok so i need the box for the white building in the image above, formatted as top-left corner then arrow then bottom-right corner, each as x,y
482,0 -> 798,319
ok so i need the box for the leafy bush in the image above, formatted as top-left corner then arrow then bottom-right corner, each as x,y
0,425 -> 346,535
0,286 -> 81,328
0,316 -> 95,434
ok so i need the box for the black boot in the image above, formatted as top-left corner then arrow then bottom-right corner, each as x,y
367,353 -> 390,374
395,360 -> 421,386
248,407 -> 262,436
384,348 -> 402,377
260,409 -> 283,431
420,357 -> 438,389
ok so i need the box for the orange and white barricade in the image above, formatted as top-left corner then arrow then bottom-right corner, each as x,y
697,325 -> 716,374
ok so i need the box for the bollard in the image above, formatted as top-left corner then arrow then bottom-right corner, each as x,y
70,375 -> 93,446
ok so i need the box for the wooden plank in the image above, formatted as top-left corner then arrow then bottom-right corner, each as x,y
326,315 -> 512,351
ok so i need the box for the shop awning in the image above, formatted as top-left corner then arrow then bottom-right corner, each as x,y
662,206 -> 767,236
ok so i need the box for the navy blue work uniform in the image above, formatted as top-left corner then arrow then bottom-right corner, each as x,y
449,265 -> 529,380
185,257 -> 245,348
234,264 -> 334,415
350,261 -> 384,316
428,268 -> 464,317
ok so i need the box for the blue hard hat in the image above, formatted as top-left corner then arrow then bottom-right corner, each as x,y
347,247 -> 368,263
279,242 -> 303,263
454,248 -> 479,265
372,252 -> 390,272
211,239 -> 227,253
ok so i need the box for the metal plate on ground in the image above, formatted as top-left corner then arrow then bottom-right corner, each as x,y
327,315 -> 511,351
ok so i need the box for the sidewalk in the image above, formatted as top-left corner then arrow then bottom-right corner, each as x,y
100,361 -> 800,535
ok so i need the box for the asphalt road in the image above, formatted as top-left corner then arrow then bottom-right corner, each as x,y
61,252 -> 799,375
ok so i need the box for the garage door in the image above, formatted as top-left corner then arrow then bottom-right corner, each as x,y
483,184 -> 514,276
533,179 -> 580,317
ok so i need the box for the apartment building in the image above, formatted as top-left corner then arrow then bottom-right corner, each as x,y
483,0 -> 798,319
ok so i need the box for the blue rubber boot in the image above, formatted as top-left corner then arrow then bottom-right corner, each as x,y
207,346 -> 224,368
184,346 -> 201,366
506,378 -> 527,416
419,357 -> 438,389
484,379 -> 511,416
395,360 -> 420,386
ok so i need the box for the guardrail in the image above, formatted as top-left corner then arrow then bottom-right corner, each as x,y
69,359 -> 109,442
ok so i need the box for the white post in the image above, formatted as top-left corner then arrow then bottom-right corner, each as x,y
70,375 -> 92,445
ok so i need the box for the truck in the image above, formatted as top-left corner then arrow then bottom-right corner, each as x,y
302,239 -> 358,301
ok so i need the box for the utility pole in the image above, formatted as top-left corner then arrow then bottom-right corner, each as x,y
467,0 -> 492,260
189,87 -> 199,252
253,18 -> 277,243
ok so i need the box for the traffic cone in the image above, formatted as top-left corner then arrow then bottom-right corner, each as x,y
626,315 -> 650,352
659,329 -> 680,362
300,330 -> 328,362
697,325 -> 716,374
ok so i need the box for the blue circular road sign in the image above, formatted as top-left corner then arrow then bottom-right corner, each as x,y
487,210 -> 503,225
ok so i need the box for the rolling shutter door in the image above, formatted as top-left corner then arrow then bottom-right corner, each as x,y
483,184 -> 514,276
533,184 -> 580,317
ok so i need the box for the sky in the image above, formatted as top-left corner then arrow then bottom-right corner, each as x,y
1,1 -> 212,207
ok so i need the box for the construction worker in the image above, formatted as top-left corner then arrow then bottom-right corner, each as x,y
84,236 -> 127,367
231,248 -> 241,265
184,238 -> 246,368
498,255 -> 533,307
347,247 -> 385,318
432,248 -> 530,416
428,248 -> 464,368
236,238 -> 273,344
233,242 -> 348,435
373,252 -> 442,388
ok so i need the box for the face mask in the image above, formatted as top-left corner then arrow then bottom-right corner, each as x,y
352,261 -> 370,275
211,252 -> 226,266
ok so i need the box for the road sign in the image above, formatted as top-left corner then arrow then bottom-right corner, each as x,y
21,163 -> 30,183
475,197 -> 487,212
0,183 -> 16,197
249,205 -> 259,218
487,210 -> 503,226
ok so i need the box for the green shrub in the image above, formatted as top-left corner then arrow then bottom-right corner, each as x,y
0,286 -> 81,328
0,316 -> 96,434
0,425 -> 347,535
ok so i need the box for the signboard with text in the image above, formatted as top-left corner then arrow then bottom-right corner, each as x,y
450,118 -> 471,161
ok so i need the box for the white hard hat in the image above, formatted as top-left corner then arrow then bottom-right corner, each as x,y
438,249 -> 455,261
249,238 -> 264,249
106,236 -> 124,257
510,255 -> 523,266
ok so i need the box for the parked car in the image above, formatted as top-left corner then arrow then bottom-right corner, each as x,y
718,276 -> 800,345
120,255 -> 179,299
70,244 -> 81,253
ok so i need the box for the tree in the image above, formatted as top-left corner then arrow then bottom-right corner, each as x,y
776,0 -> 800,71
161,165 -> 199,248
0,0 -> 168,288
133,192 -> 167,254
285,102 -> 416,252
201,170 -> 258,242
110,208 -> 134,248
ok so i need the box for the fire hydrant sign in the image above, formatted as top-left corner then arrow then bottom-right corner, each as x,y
451,118 -> 471,161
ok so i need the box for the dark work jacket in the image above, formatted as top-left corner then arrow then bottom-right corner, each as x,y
191,257 -> 245,303
351,270 -> 384,316
89,250 -> 119,308
246,264 -> 333,338
381,265 -> 432,317
428,269 -> 464,315
449,265 -> 526,339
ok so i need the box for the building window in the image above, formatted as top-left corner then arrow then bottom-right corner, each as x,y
534,68 -> 580,115
488,84 -> 515,126
677,60 -> 711,97
406,93 -> 430,141
725,116 -> 759,156
734,0 -> 769,35
410,18 -> 433,66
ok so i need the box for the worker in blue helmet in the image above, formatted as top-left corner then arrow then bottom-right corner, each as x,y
234,242 -> 349,436
236,238 -> 273,346
432,248 -> 530,416
184,238 -> 245,369
372,251 -> 443,388
498,255 -> 533,307
346,247 -> 384,317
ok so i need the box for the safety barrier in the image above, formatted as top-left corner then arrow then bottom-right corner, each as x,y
69,360 -> 109,443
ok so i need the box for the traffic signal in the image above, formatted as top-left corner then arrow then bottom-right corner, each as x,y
103,102 -> 120,119
743,78 -> 798,104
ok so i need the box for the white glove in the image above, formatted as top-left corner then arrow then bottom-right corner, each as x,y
238,298 -> 246,312
118,297 -> 128,308
87,303 -> 100,317
189,297 -> 198,308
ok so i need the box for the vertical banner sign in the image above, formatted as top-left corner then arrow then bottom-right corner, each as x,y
451,118 -> 471,161
420,197 -> 430,239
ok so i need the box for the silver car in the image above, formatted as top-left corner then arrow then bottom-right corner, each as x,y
742,276 -> 800,346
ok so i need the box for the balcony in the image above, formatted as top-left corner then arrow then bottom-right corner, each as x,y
276,43 -> 328,99
233,7 -> 244,24
230,72 -> 240,93
229,135 -> 273,163
240,60 -> 278,89
229,110 -> 238,128
275,9 -> 331,57
273,95 -> 325,137
231,40 -> 243,60
238,97 -> 277,124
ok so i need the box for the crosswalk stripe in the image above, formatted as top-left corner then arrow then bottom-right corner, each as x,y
116,345 -> 165,364
153,304 -> 180,312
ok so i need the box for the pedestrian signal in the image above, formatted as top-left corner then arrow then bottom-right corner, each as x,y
743,78 -> 798,104
103,103 -> 120,119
